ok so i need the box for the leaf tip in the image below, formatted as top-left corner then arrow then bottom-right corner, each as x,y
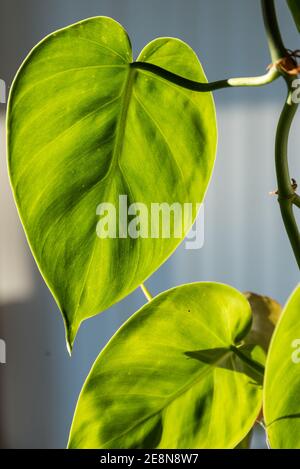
66,337 -> 73,356
65,319 -> 81,356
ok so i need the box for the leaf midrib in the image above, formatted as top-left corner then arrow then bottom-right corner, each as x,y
73,66 -> 136,327
106,66 -> 136,180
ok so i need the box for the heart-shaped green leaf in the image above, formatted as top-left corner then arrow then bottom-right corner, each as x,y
68,282 -> 264,449
7,17 -> 217,350
287,0 -> 300,32
264,284 -> 300,448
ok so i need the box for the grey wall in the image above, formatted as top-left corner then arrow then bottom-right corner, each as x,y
0,0 -> 299,448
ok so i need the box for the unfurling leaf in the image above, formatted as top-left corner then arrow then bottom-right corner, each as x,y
244,292 -> 281,352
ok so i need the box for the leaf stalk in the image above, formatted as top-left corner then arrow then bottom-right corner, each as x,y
262,0 -> 300,268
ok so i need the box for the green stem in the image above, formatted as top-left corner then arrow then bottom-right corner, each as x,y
276,92 -> 300,268
140,283 -> 153,302
261,0 -> 300,269
130,62 -> 279,92
261,0 -> 286,62
276,93 -> 297,199
293,194 -> 300,209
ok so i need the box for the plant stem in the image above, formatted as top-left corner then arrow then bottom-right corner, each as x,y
293,194 -> 300,209
140,283 -> 153,302
130,62 -> 279,92
261,0 -> 286,62
276,95 -> 296,199
261,0 -> 300,268
276,91 -> 300,268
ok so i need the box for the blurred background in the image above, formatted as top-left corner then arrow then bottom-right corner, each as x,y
0,0 -> 299,449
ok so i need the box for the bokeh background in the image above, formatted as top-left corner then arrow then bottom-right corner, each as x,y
0,0 -> 299,448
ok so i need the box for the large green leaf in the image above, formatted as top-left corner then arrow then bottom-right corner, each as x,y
287,0 -> 300,32
68,282 -> 264,449
264,284 -> 300,448
7,17 -> 217,350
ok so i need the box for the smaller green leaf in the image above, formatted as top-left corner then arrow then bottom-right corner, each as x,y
244,292 -> 281,353
287,0 -> 300,32
68,282 -> 264,449
264,284 -> 300,448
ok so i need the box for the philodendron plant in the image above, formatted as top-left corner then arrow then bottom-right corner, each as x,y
6,0 -> 300,449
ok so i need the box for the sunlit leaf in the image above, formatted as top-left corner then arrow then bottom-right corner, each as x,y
7,17 -> 217,350
68,282 -> 264,449
264,284 -> 300,448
